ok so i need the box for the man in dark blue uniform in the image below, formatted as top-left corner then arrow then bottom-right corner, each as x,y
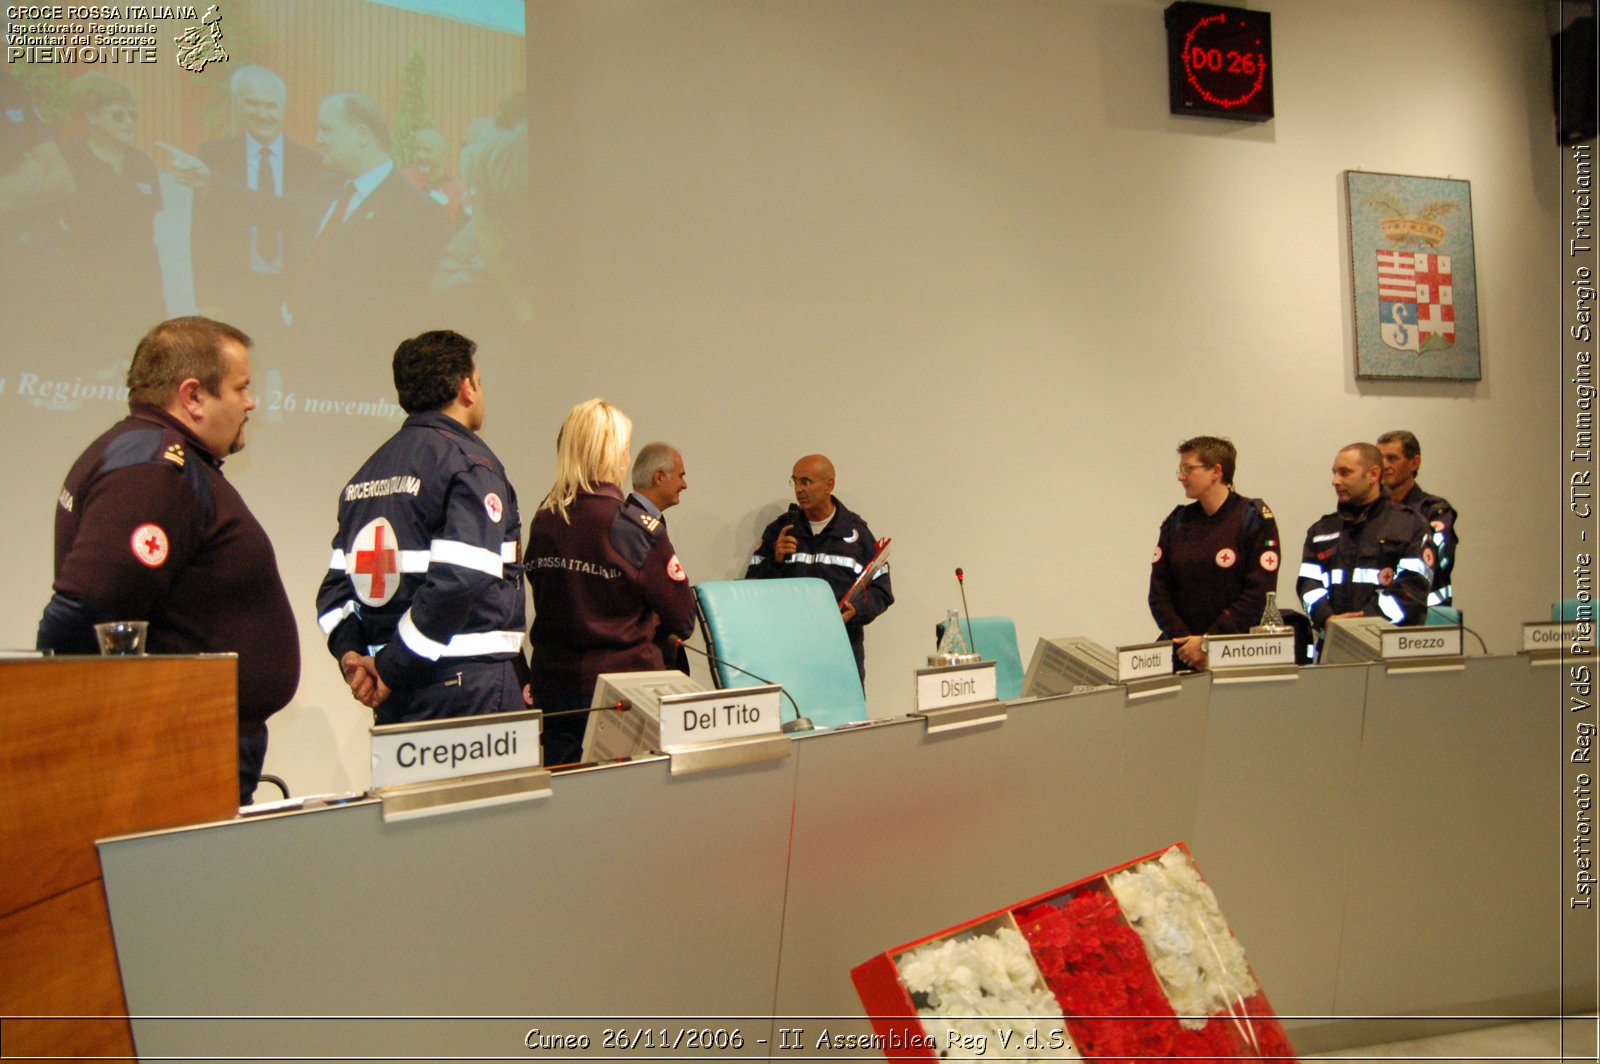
747,454 -> 892,683
1297,442 -> 1433,638
627,442 -> 690,673
38,317 -> 300,805
315,330 -> 526,724
1377,429 -> 1459,608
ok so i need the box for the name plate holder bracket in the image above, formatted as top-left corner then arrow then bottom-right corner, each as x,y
1117,641 -> 1180,699
913,660 -> 1005,732
1381,626 -> 1466,674
1207,633 -> 1299,685
375,766 -> 553,823
914,699 -> 1008,734
663,733 -> 792,776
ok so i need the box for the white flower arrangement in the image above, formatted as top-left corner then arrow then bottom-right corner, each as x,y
1107,847 -> 1259,1030
896,924 -> 1081,1062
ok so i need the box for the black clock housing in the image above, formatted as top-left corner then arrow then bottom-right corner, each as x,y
1165,2 -> 1274,122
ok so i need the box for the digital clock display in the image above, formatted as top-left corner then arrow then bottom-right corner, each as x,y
1165,2 -> 1274,122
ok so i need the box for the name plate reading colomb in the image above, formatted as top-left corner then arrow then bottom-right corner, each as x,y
658,685 -> 783,750
1208,632 -> 1298,681
1117,641 -> 1172,683
1523,621 -> 1591,658
1380,626 -> 1464,663
915,661 -> 998,712
371,709 -> 542,791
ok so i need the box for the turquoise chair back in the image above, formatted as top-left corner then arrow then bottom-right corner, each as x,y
1554,599 -> 1590,621
1425,606 -> 1462,626
950,617 -> 1024,701
693,578 -> 868,727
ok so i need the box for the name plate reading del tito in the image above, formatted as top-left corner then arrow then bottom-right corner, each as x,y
656,686 -> 790,775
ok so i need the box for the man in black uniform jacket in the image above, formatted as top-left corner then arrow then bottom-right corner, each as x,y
1149,436 -> 1281,670
627,442 -> 690,674
37,317 -> 301,805
316,330 -> 526,724
1297,442 -> 1433,638
1377,429 -> 1459,609
747,454 -> 892,683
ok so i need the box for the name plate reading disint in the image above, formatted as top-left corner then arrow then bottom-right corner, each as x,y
914,660 -> 1004,731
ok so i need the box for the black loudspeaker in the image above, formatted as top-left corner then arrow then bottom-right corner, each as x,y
1553,16 -> 1597,146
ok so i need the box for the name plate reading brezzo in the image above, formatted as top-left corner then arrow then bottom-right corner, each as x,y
658,685 -> 782,750
371,710 -> 542,790
1207,632 -> 1296,671
1380,627 -> 1464,660
1117,641 -> 1172,683
915,661 -> 998,712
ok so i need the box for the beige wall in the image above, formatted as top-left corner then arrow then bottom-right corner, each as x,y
7,0 -> 1567,795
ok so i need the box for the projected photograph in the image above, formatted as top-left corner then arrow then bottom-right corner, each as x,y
2,0 -> 528,420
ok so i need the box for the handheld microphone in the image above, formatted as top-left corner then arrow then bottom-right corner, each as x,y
955,567 -> 977,655
674,636 -> 813,732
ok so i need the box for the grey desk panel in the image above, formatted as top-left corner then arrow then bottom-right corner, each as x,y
1193,664 -> 1369,1030
100,754 -> 797,1059
772,680 -> 1210,1023
1334,655 -> 1564,1016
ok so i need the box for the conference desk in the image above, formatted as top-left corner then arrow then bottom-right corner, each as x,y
98,654 -> 1581,1059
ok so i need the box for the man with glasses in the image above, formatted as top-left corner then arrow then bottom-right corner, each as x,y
747,454 -> 893,683
1149,436 -> 1282,670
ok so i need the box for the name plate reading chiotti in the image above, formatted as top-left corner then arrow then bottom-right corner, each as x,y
1207,632 -> 1298,682
370,709 -> 549,821
914,661 -> 1004,731
1115,640 -> 1179,698
1380,626 -> 1465,666
1523,621 -> 1592,660
657,685 -> 789,775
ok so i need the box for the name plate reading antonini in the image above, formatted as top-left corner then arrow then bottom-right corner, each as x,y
915,661 -> 998,712
658,685 -> 783,749
1380,627 -> 1464,660
1117,642 -> 1172,683
1207,632 -> 1296,671
371,710 -> 542,790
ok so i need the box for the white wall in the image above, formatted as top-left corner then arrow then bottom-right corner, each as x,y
4,0 -> 1566,796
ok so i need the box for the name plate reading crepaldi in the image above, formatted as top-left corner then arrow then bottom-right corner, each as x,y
658,685 -> 782,750
1523,621 -> 1591,655
1117,641 -> 1172,683
1207,632 -> 1296,671
915,660 -> 998,712
1380,627 -> 1464,660
371,710 -> 541,790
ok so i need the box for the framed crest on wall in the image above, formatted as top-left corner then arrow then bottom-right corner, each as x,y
1345,171 -> 1481,381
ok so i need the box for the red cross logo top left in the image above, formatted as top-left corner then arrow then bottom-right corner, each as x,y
351,517 -> 401,606
130,524 -> 169,568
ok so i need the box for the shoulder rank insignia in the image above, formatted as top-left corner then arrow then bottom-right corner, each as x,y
637,512 -> 661,533
1259,503 -> 1274,519
162,443 -> 186,468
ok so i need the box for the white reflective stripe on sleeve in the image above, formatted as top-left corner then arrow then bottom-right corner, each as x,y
501,541 -> 517,562
1302,587 -> 1328,612
1426,590 -> 1448,606
815,553 -> 864,574
1378,593 -> 1407,624
344,549 -> 428,574
397,610 -> 447,661
1329,570 -> 1346,584
1351,568 -> 1381,585
317,601 -> 358,635
1312,532 -> 1340,543
1399,557 -> 1431,579
789,552 -> 816,564
748,555 -> 763,567
1433,530 -> 1446,549
1298,562 -> 1325,582
429,539 -> 505,577
437,630 -> 526,657
328,548 -> 345,570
